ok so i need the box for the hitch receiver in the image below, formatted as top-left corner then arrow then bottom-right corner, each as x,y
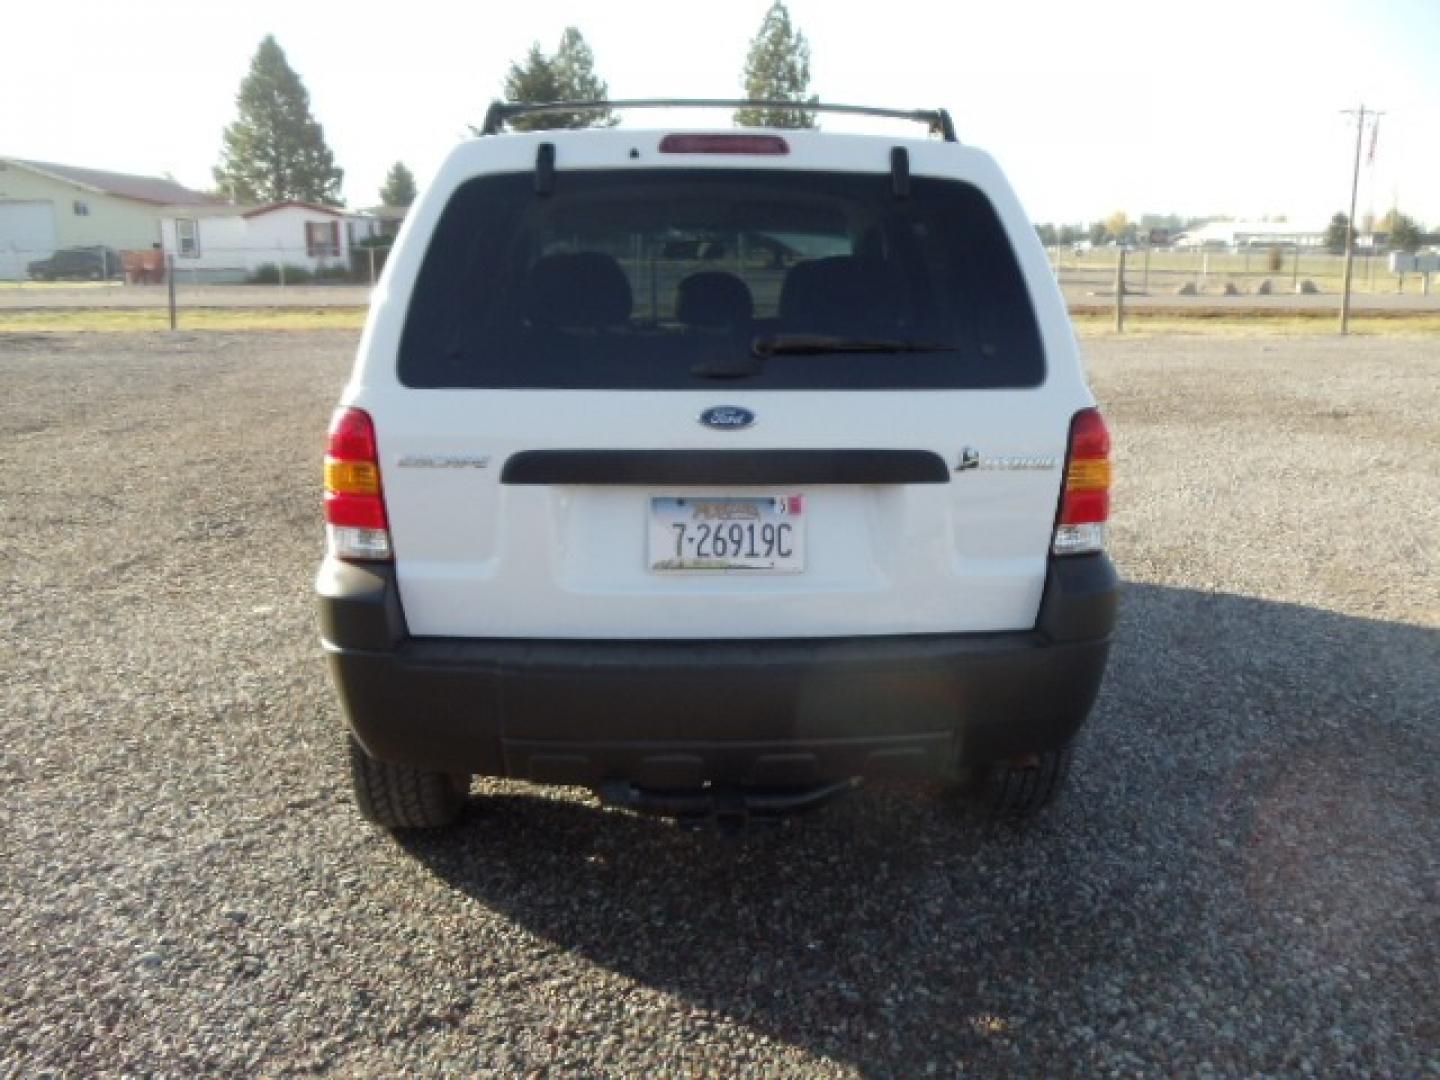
596,778 -> 858,828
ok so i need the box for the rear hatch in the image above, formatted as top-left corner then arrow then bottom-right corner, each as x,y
371,144 -> 1077,639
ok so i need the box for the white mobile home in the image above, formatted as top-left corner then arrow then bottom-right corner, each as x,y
160,201 -> 355,282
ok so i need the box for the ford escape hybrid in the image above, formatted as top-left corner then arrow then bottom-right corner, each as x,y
317,100 -> 1118,830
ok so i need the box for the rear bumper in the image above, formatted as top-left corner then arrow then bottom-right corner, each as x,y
317,555 -> 1118,786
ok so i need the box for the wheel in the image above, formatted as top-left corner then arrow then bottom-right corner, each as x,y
347,735 -> 469,828
960,745 -> 1073,819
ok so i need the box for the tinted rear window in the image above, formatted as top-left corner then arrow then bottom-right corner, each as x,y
399,168 -> 1044,390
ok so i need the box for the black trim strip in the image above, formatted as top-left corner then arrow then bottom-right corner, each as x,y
534,142 -> 556,195
500,449 -> 951,486
891,146 -> 911,199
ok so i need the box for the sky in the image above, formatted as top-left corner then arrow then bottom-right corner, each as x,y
5,0 -> 1439,228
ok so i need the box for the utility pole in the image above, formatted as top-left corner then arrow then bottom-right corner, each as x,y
1339,104 -> 1382,335
1114,247 -> 1126,333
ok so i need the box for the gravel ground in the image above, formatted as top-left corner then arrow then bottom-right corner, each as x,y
1,331 -> 1436,1077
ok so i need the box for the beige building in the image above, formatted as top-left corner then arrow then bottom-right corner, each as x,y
0,157 -> 221,278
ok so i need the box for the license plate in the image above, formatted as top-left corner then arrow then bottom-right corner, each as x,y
649,495 -> 806,573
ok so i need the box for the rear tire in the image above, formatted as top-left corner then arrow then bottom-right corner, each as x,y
347,736 -> 469,829
962,745 -> 1073,819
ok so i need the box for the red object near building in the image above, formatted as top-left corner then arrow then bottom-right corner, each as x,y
122,250 -> 166,284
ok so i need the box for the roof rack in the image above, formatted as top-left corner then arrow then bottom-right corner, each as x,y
479,99 -> 958,143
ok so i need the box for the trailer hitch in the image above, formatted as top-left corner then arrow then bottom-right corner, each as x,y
596,778 -> 859,830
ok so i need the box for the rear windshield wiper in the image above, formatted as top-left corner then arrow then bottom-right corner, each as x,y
691,334 -> 956,380
750,334 -> 955,358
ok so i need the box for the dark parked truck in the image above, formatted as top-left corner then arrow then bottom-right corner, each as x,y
317,100 -> 1118,831
26,246 -> 122,281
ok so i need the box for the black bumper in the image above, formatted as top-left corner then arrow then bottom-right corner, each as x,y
317,555 -> 1118,786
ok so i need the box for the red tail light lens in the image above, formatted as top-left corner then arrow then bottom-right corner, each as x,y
324,408 -> 392,560
1053,408 -> 1111,555
659,133 -> 790,155
326,407 -> 379,461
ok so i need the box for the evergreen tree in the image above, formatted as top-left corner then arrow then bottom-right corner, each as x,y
496,28 -> 614,131
214,36 -> 343,206
1325,212 -> 1353,254
379,162 -> 417,207
735,1 -> 817,128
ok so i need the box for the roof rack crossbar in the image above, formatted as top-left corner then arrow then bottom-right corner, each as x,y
479,99 -> 958,142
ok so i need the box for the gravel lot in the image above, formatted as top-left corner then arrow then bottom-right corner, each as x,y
1,331 -> 1436,1077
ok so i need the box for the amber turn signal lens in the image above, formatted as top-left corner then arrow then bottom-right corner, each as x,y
1065,457 -> 1112,492
324,458 -> 381,495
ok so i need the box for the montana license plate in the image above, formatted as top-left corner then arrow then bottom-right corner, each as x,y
648,495 -> 805,573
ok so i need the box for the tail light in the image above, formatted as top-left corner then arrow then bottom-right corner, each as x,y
1052,408 -> 1111,556
324,408 -> 392,560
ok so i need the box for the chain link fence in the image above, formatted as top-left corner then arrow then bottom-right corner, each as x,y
2,238 -> 1436,333
0,242 -> 394,286
1050,245 -> 1434,300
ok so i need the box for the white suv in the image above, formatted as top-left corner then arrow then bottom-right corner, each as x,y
318,101 -> 1117,829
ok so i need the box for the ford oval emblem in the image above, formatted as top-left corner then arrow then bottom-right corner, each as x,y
699,406 -> 755,431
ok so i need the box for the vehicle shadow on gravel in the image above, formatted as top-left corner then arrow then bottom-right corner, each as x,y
398,583 -> 1439,1071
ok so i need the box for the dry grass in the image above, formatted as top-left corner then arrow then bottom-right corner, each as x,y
1071,308 -> 1440,337
0,281 -> 124,291
0,307 -> 367,332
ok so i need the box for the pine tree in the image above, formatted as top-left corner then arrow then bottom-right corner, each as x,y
214,36 -> 343,205
379,162 -> 417,208
496,28 -> 615,131
1325,212 -> 1353,254
734,1 -> 817,129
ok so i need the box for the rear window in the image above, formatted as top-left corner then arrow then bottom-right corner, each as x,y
398,168 -> 1044,390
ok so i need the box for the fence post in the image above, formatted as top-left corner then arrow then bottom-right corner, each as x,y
1142,246 -> 1150,292
166,254 -> 177,330
1114,247 -> 1126,334
367,245 -> 376,287
1292,244 -> 1300,291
